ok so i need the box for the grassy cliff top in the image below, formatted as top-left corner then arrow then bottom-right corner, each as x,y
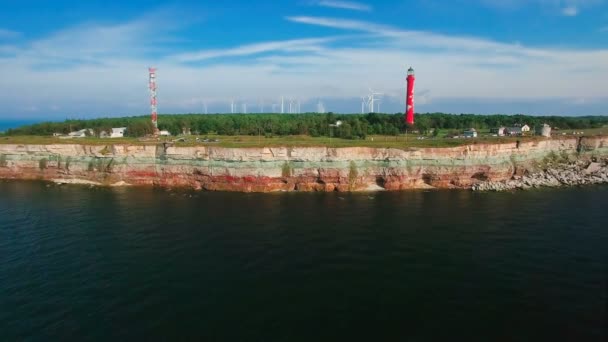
2,132 -> 602,149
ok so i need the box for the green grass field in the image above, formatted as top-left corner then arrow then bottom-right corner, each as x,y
1,125 -> 605,149
0,133 -> 574,149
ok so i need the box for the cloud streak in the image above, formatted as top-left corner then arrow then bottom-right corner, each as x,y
561,6 -> 579,15
316,1 -> 372,11
0,12 -> 607,118
0,28 -> 21,39
480,0 -> 604,15
171,37 -> 335,62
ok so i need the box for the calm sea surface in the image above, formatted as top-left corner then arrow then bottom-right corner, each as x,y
0,120 -> 40,132
0,181 -> 606,341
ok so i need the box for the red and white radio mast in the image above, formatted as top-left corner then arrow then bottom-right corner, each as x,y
405,66 -> 415,125
149,67 -> 158,130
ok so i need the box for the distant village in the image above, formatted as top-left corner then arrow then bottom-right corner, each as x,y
52,122 -> 582,141
449,123 -> 580,139
54,127 -> 171,139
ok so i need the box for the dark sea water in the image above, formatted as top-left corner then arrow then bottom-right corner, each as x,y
0,181 -> 606,341
0,120 -> 41,132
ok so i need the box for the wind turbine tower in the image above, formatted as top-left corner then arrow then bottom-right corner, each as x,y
361,97 -> 368,114
317,100 -> 326,114
368,89 -> 383,113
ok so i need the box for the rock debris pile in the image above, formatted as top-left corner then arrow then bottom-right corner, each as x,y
472,158 -> 608,191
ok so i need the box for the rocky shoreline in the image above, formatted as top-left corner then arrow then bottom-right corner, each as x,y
472,157 -> 608,191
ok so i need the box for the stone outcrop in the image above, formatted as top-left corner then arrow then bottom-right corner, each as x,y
472,158 -> 608,191
0,136 -> 607,192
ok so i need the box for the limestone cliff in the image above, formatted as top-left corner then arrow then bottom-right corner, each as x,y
0,137 -> 607,192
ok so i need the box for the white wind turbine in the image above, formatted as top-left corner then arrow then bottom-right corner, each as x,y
368,88 -> 383,113
361,96 -> 369,114
317,100 -> 326,114
288,98 -> 297,114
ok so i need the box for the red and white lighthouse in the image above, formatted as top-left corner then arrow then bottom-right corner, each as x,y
405,66 -> 415,125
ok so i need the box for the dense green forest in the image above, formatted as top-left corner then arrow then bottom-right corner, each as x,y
5,113 -> 608,139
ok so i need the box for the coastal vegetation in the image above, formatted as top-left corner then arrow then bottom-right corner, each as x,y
5,113 -> 608,139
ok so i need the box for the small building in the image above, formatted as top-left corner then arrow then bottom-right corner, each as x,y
110,127 -> 127,138
159,130 -> 171,136
52,132 -> 63,137
490,127 -> 506,136
182,127 -> 191,136
463,128 -> 478,138
512,123 -> 530,134
67,129 -> 92,138
536,124 -> 552,137
505,127 -> 523,136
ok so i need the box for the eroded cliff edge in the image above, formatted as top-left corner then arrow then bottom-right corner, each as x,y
1,137 -> 607,192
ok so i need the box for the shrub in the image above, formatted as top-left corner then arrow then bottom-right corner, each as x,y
39,158 -> 48,170
99,146 -> 111,155
0,154 -> 7,167
348,161 -> 358,190
281,161 -> 292,178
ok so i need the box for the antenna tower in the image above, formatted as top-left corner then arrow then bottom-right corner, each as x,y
149,67 -> 158,130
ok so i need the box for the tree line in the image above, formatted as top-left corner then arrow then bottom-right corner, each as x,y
5,113 -> 608,139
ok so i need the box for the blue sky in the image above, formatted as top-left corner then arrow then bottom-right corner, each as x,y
0,0 -> 607,119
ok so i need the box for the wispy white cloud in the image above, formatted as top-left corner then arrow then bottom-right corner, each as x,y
1,13 -> 607,117
561,5 -> 579,15
480,0 -> 604,16
172,37 -> 335,62
316,0 -> 372,12
600,25 -> 608,32
0,28 -> 21,39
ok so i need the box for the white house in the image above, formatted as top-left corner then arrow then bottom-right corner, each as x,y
67,129 -> 92,138
490,127 -> 506,136
521,124 -> 531,133
463,128 -> 478,138
505,127 -> 523,136
159,130 -> 171,136
536,124 -> 552,137
110,127 -> 127,138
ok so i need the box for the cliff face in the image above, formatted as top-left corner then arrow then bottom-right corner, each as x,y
1,137 -> 607,192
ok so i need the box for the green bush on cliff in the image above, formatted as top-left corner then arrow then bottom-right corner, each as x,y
281,161 -> 292,178
99,146 -> 111,155
6,113 -> 608,139
348,161 -> 359,190
39,158 -> 48,170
